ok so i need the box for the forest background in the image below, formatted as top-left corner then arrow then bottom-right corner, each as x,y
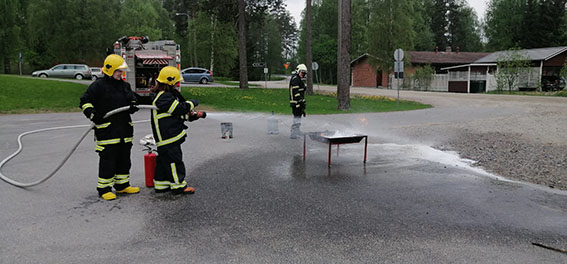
1,0 -> 566,83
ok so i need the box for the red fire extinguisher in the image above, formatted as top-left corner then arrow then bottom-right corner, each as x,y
144,151 -> 156,187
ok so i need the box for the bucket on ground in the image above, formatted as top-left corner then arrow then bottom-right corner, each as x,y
221,122 -> 233,139
267,112 -> 279,134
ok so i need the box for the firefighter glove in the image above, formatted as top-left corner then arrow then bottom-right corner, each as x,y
188,111 -> 206,121
91,111 -> 104,125
83,107 -> 95,120
128,104 -> 139,114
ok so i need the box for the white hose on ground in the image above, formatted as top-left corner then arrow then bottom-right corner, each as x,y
0,105 -> 158,188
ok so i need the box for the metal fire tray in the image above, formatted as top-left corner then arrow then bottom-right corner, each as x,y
307,132 -> 366,144
303,131 -> 368,167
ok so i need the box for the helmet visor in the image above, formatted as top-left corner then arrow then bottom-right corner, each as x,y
117,60 -> 129,72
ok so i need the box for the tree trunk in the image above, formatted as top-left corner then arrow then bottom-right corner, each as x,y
238,0 -> 248,89
192,8 -> 198,67
210,15 -> 216,73
3,57 -> 11,74
305,0 -> 313,95
337,0 -> 351,110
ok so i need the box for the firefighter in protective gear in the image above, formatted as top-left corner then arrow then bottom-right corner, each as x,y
150,66 -> 203,194
79,54 -> 140,201
289,64 -> 307,139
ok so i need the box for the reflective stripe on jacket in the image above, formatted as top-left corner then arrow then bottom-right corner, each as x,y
79,75 -> 137,145
289,74 -> 306,105
151,89 -> 195,147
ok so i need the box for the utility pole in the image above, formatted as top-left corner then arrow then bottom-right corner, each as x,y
238,0 -> 249,89
337,0 -> 351,110
306,0 -> 313,95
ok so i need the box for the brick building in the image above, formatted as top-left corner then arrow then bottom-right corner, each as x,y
350,48 -> 490,88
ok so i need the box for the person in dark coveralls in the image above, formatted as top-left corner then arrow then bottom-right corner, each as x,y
150,66 -> 205,194
80,54 -> 140,201
289,64 -> 307,139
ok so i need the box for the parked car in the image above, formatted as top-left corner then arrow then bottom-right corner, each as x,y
32,64 -> 92,80
542,76 -> 566,92
90,67 -> 105,80
181,67 -> 214,84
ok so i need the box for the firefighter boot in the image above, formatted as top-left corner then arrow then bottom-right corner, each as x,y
172,186 -> 195,195
116,186 -> 140,194
290,117 -> 302,139
101,192 -> 117,201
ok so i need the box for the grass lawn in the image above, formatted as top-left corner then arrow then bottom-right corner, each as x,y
181,87 -> 431,114
0,74 -> 431,114
215,80 -> 260,87
0,75 -> 86,114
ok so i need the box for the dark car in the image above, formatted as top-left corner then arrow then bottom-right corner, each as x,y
181,67 -> 214,84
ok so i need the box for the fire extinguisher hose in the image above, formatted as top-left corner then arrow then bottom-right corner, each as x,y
0,105 -> 158,188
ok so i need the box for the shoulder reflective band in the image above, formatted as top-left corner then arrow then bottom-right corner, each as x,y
153,91 -> 164,105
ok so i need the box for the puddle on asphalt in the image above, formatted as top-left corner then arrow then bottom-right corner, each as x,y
272,143 -> 510,181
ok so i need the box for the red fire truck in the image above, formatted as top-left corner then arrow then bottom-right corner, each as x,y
112,36 -> 181,101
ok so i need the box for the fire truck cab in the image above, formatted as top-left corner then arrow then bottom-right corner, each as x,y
113,36 -> 181,102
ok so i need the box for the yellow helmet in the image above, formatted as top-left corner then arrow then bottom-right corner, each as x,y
102,54 -> 128,76
157,66 -> 181,85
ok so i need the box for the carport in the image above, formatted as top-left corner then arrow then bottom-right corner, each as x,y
442,46 -> 567,92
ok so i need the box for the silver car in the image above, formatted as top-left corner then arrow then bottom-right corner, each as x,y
32,64 -> 92,80
90,67 -> 105,80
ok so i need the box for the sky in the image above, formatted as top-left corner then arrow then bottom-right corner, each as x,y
284,0 -> 490,27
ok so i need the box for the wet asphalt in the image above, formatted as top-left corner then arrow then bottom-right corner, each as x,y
0,108 -> 566,263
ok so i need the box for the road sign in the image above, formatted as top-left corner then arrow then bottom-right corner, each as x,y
394,61 -> 404,79
394,61 -> 404,73
18,52 -> 22,62
264,67 -> 268,74
284,63 -> 289,69
252,62 -> 265,68
394,49 -> 404,61
312,62 -> 319,71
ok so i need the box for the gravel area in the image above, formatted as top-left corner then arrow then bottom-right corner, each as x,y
343,87 -> 567,191
440,129 -> 567,190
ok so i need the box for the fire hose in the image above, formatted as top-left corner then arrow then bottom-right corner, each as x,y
0,105 -> 159,188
